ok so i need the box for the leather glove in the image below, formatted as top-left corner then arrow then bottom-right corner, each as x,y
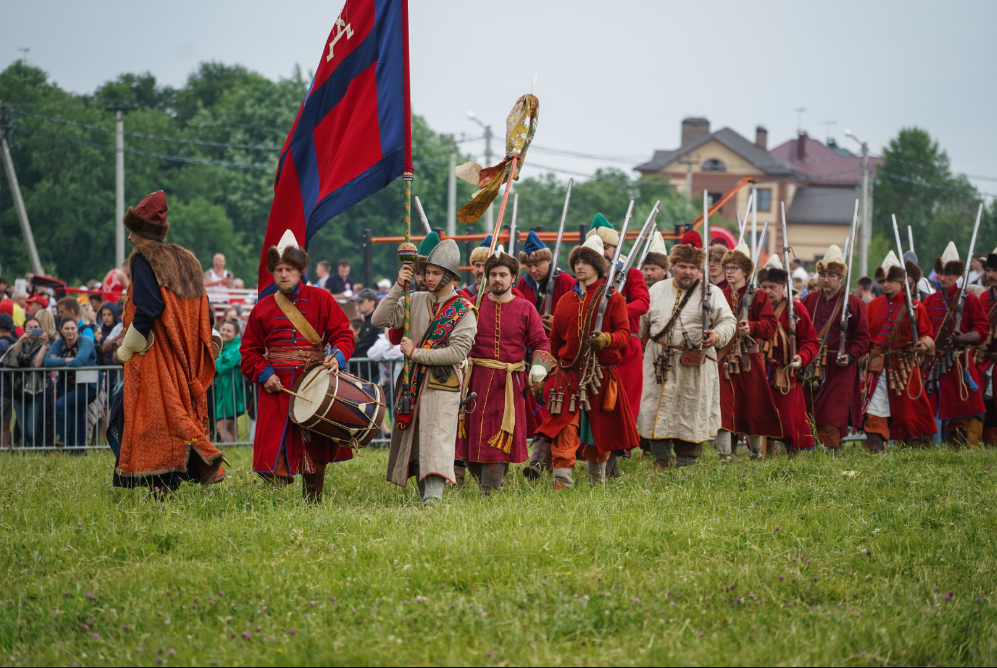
528,364 -> 548,385
589,331 -> 612,351
115,326 -> 154,363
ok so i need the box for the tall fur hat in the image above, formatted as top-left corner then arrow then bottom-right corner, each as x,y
934,241 -> 964,277
569,235 -> 607,278
641,232 -> 669,270
669,230 -> 705,268
266,230 -> 309,273
587,213 -> 620,247
903,251 -> 924,284
874,250 -> 906,283
484,251 -> 520,278
816,244 -> 847,277
721,243 -> 753,277
124,190 -> 169,242
708,244 -> 729,263
469,235 -> 493,265
519,230 -> 552,265
757,253 -> 788,285
986,246 -> 997,271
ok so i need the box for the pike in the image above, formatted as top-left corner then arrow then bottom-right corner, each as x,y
739,220 -> 769,323
736,191 -> 755,247
702,190 -> 711,332
543,178 -> 574,316
475,154 -> 520,309
508,193 -> 519,256
781,202 -> 797,368
891,214 -> 919,348
413,196 -> 433,235
750,187 -> 758,280
907,225 -> 915,255
592,200 -> 633,334
838,199 -> 860,362
633,201 -> 663,275
953,203 -> 985,336
615,200 -> 661,292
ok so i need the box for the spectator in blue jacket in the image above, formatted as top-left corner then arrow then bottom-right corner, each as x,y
45,318 -> 97,447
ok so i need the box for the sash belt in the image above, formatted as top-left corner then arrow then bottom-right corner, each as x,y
467,357 -> 526,451
266,347 -> 324,367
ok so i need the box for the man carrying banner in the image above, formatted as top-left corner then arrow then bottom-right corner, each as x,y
801,244 -> 870,452
373,239 -> 477,505
240,231 -> 355,501
922,242 -> 990,445
638,231 -> 736,468
976,246 -> 997,444
457,252 -> 554,494
536,235 -> 640,489
862,251 -> 936,451
759,256 -> 820,455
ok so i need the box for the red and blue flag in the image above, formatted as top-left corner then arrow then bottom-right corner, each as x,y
258,0 -> 411,295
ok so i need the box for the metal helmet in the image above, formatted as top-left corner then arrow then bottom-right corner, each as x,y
425,238 -> 461,277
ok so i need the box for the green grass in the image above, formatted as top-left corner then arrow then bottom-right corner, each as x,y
1,445 -> 996,666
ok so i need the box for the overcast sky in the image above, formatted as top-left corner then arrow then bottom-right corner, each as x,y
3,0 -> 996,196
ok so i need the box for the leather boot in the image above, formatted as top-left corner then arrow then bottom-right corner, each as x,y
523,437 -> 551,480
648,439 -> 675,468
552,467 -> 574,491
479,463 -> 508,495
302,472 -> 325,503
864,433 -> 886,453
454,465 -> 466,488
676,455 -> 697,468
606,452 -> 622,479
465,461 -> 483,485
587,460 -> 606,485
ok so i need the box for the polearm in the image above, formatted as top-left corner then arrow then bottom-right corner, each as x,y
508,193 -> 519,257
616,200 -> 661,292
703,190 -> 711,332
736,191 -> 754,247
781,202 -> 796,367
953,203 -> 985,336
413,196 -> 433,235
838,199 -> 860,362
632,201 -> 663,277
397,172 -> 417,415
907,225 -> 915,255
740,220 -> 769,323
592,200 -> 633,334
750,187 -> 758,283
892,214 -> 919,347
475,154 -> 520,309
542,178 -> 573,317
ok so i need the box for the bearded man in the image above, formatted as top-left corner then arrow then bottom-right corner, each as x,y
640,232 -> 670,290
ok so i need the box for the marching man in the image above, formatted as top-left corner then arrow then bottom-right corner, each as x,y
639,232 -> 670,290
861,251 -> 936,451
758,255 -> 820,455
975,246 -> 997,445
372,239 -> 477,505
456,251 -> 554,494
638,230 -> 736,468
800,244 -> 871,452
457,236 -> 492,302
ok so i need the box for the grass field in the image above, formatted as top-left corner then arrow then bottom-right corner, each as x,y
1,444 -> 996,666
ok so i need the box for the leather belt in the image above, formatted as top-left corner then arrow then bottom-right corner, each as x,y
266,347 -> 324,366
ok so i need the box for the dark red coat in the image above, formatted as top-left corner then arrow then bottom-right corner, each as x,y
241,283 -> 355,475
861,292 -> 936,439
800,289 -> 871,432
977,288 -> 997,381
617,267 -> 650,420
537,280 -> 639,454
766,299 -> 820,450
516,271 -> 577,318
720,285 -> 783,437
922,286 -> 989,420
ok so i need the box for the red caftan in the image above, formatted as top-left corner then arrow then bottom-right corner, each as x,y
457,297 -> 552,464
765,299 -> 820,451
976,288 -> 997,442
240,283 -> 356,476
720,286 -> 783,437
800,289 -> 871,436
516,271 -> 577,324
617,268 -> 650,421
537,281 -> 640,454
861,293 -> 936,440
921,286 -> 989,420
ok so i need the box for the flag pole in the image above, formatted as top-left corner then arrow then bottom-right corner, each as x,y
475,154 -> 519,308
397,171 -> 417,414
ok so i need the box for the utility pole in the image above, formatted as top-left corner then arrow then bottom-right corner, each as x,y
467,111 -> 493,232
447,135 -> 457,236
845,130 -> 871,278
0,103 -> 43,275
115,108 -> 125,267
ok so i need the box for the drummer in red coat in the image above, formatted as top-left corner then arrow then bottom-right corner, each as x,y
975,247 -> 997,444
536,234 -> 640,490
800,244 -> 871,452
240,231 -> 355,501
861,251 -> 936,451
718,243 -> 782,460
921,241 -> 990,444
758,255 -> 820,455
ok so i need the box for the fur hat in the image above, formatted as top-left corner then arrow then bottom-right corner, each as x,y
816,244 -> 847,277
986,246 -> 997,271
484,251 -> 520,278
519,230 -> 552,265
266,230 -> 309,273
469,235 -> 493,265
569,235 -> 607,278
587,213 -> 620,247
669,230 -> 705,268
641,232 -> 670,270
874,250 -> 906,283
721,243 -> 753,277
708,244 -> 728,263
934,241 -> 964,277
124,191 -> 169,242
758,254 -> 788,285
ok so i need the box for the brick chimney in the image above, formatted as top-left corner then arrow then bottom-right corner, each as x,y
681,117 -> 710,146
755,126 -> 768,150
796,131 -> 807,161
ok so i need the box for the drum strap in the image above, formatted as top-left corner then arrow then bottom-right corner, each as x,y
275,292 -> 323,346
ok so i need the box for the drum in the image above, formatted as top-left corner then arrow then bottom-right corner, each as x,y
288,365 -> 386,448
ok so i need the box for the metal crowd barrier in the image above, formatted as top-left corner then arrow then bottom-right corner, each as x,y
0,358 -> 397,452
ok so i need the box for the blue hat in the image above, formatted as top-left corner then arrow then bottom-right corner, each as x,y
519,230 -> 552,264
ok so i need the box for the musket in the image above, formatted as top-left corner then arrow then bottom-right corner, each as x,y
740,220 -> 769,320
838,199 -> 860,362
543,179 -> 573,316
413,196 -> 433,235
736,191 -> 754,247
615,201 -> 661,292
953,203 -> 985,337
892,214 -> 919,348
781,202 -> 796,367
592,200 -> 633,335
703,190 -> 711,332
508,193 -> 519,257
907,225 -> 915,255
634,201 -> 663,275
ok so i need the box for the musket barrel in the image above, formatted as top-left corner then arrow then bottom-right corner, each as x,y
544,179 -> 573,316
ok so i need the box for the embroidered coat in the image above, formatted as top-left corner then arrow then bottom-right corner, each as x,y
765,299 -> 820,450
240,283 -> 355,476
372,283 -> 477,486
637,280 -> 736,444
456,296 -> 553,464
922,286 -> 989,420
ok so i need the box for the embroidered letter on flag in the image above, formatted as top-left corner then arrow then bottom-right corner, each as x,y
258,0 -> 412,295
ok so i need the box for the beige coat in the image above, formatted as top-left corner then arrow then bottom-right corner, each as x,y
371,283 -> 477,486
637,279 -> 736,444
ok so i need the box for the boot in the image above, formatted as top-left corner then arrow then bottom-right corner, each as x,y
606,452 -> 622,479
479,463 -> 508,496
648,439 -> 675,468
587,460 -> 606,485
552,467 -> 574,491
302,472 -> 325,503
454,466 -> 466,488
748,436 -> 764,460
523,438 -> 551,480
417,475 -> 445,506
864,433 -> 886,453
715,430 -> 733,462
676,455 -> 697,468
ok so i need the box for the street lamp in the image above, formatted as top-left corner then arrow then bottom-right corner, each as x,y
844,129 -> 871,278
467,111 -> 494,232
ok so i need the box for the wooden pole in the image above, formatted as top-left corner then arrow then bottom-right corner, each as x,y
475,155 -> 519,308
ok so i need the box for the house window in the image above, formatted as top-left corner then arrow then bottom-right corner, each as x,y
702,159 -> 726,171
756,188 -> 772,212
708,192 -> 723,207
